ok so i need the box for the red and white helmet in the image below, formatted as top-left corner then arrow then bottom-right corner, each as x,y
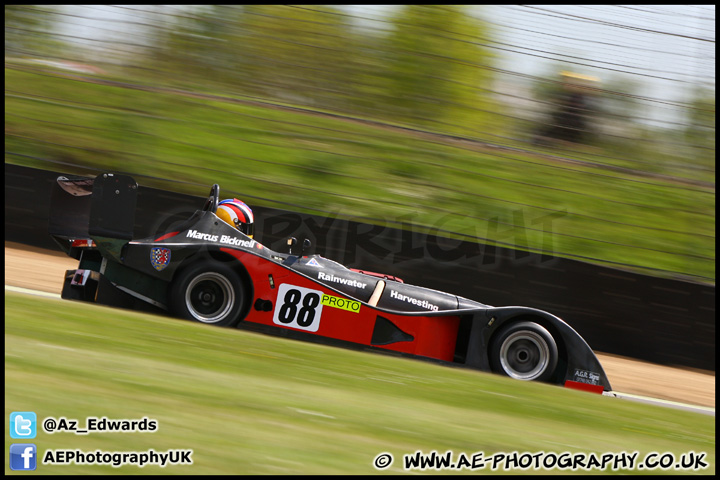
216,198 -> 254,238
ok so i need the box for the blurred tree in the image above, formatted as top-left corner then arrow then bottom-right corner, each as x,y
377,5 -> 496,134
152,5 -> 360,111
153,5 -> 243,87
5,5 -> 64,57
594,76 -> 642,124
684,87 -> 715,168
149,5 -> 499,135
236,5 -> 358,109
591,75 -> 646,151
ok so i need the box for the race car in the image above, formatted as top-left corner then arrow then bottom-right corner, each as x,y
49,172 -> 611,393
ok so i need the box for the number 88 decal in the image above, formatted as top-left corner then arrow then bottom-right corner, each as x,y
272,284 -> 324,332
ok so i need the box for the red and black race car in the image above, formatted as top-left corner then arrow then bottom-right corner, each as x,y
49,173 -> 611,393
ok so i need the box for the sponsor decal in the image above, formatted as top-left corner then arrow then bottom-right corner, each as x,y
306,258 -> 321,267
317,272 -> 367,289
186,230 -> 256,248
321,294 -> 361,313
573,369 -> 601,385
186,230 -> 218,242
273,284 -> 324,332
389,289 -> 439,311
219,234 -> 256,248
150,247 -> 171,271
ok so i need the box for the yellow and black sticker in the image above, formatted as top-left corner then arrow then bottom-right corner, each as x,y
321,294 -> 361,313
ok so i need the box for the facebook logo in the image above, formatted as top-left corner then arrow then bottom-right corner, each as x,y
10,412 -> 37,439
10,444 -> 37,471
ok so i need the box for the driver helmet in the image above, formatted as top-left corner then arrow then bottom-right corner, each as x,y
216,198 -> 254,238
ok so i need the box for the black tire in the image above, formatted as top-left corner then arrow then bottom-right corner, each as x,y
169,261 -> 246,327
489,321 -> 558,382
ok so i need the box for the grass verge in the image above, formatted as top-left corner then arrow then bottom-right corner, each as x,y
5,291 -> 715,474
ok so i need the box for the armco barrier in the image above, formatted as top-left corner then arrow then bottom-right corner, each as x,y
5,163 -> 715,371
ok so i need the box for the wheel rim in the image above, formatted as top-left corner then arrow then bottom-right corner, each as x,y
499,330 -> 551,381
185,272 -> 235,324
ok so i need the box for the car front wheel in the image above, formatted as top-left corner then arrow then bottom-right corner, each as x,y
489,321 -> 558,382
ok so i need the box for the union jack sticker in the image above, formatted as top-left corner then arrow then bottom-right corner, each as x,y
150,247 -> 171,271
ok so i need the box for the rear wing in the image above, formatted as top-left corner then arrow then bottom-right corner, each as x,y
49,173 -> 138,241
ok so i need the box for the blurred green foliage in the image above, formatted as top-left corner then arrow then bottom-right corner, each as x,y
3,5 -> 715,282
5,67 -> 715,282
685,86 -> 716,163
5,5 -> 63,55
148,5 -> 502,138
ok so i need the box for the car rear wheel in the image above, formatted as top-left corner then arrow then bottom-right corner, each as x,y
170,261 -> 246,327
490,321 -> 558,382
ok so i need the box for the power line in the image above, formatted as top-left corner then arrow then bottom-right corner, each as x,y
518,5 -> 715,43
